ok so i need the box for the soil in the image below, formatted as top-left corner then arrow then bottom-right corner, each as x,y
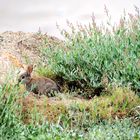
0,31 -> 62,83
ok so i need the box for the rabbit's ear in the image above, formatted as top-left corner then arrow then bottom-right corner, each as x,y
27,65 -> 33,74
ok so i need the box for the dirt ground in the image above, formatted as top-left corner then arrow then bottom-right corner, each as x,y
0,31 -> 61,83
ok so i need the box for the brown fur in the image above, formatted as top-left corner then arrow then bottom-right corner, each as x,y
18,65 -> 59,96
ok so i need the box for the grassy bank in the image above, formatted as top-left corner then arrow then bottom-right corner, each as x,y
0,84 -> 140,140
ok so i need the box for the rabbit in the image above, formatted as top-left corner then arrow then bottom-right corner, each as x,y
18,65 -> 59,96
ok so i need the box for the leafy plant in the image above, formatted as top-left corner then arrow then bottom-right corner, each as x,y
41,9 -> 140,94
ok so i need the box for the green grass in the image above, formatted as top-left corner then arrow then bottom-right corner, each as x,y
0,87 -> 140,140
0,115 -> 139,140
1,118 -> 140,140
0,83 -> 140,140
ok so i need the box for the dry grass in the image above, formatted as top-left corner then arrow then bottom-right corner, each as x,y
18,87 -> 140,124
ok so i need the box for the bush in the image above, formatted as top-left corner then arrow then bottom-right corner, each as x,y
41,10 -> 140,93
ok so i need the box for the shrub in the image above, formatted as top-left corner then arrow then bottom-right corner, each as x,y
41,10 -> 140,94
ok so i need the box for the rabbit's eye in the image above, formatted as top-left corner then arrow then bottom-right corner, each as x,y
21,76 -> 25,79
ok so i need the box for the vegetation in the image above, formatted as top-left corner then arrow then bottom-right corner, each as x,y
0,8 -> 140,140
0,84 -> 140,140
40,8 -> 140,95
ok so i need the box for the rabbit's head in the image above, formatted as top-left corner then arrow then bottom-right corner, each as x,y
18,65 -> 33,84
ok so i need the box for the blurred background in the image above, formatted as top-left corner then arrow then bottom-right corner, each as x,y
0,0 -> 140,38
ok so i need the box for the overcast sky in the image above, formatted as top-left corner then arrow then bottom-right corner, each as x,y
0,0 -> 140,38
